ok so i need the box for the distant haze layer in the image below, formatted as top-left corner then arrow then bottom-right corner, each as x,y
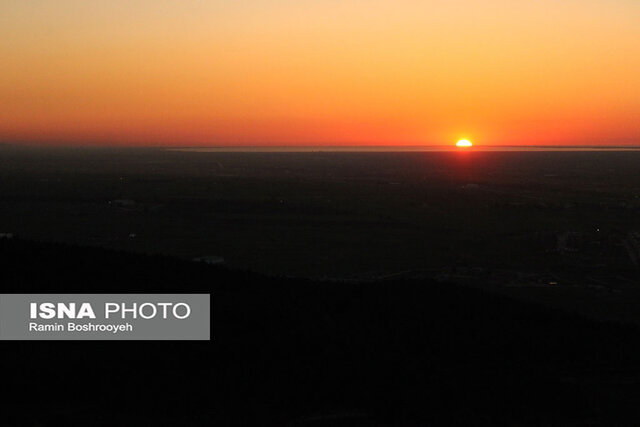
1,1 -> 639,146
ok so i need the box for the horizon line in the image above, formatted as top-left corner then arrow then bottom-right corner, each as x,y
3,142 -> 640,149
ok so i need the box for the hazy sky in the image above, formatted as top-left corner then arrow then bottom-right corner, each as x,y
1,1 -> 639,146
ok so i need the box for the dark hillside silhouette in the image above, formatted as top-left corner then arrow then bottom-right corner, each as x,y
2,239 -> 640,425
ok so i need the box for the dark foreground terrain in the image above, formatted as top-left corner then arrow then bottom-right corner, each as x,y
2,146 -> 640,424
3,238 -> 640,425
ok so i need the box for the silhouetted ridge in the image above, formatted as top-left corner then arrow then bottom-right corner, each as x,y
2,239 -> 640,425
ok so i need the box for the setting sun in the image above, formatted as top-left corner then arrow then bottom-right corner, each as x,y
1,2 -> 639,147
456,139 -> 473,148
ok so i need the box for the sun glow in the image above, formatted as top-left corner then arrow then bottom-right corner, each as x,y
456,139 -> 472,148
1,2 -> 640,147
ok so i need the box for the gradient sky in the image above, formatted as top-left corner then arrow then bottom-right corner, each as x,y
1,1 -> 639,146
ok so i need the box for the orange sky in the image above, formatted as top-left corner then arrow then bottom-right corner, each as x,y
1,1 -> 639,146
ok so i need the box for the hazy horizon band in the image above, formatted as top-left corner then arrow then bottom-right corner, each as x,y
169,146 -> 640,153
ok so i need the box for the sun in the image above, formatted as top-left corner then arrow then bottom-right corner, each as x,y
456,139 -> 472,148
